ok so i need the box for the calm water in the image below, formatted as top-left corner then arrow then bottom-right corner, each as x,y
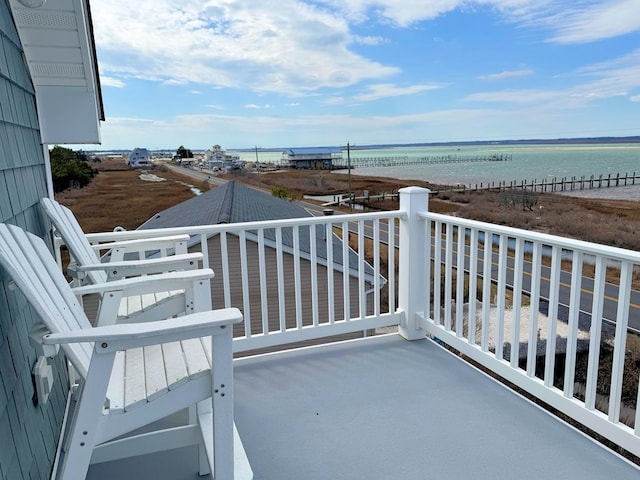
241,143 -> 640,186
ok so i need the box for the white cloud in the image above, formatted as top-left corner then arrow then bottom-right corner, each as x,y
542,0 -> 640,44
353,35 -> 387,45
630,94 -> 640,103
100,76 -> 125,88
92,0 -> 398,95
244,104 -> 274,109
467,49 -> 640,107
354,83 -> 442,102
464,88 -> 560,104
478,69 -> 534,81
320,1 -> 640,43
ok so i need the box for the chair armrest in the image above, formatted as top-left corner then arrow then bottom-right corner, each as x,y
74,252 -> 204,278
71,268 -> 214,297
42,308 -> 243,352
86,233 -> 190,248
92,234 -> 191,260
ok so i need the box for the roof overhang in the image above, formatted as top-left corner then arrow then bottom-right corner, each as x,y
9,0 -> 104,144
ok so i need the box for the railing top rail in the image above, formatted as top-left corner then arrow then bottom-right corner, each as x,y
86,210 -> 406,242
421,210 -> 640,263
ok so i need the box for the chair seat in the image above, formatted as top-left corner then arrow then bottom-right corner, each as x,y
107,336 -> 213,414
117,289 -> 186,320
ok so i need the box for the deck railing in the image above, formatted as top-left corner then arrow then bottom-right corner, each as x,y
407,188 -> 640,458
84,211 -> 405,353
71,187 -> 640,458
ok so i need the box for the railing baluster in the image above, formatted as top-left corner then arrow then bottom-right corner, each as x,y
481,231 -> 492,352
373,219 -> 381,317
511,238 -> 524,368
275,228 -> 286,332
387,218 -> 396,314
258,229 -> 269,335
527,242 -> 542,377
358,220 -> 366,320
585,256 -> 605,410
433,221 -> 442,325
342,221 -> 350,321
310,224 -> 319,327
456,227 -> 465,338
468,229 -> 478,344
220,231 -> 231,309
608,261 -> 632,423
199,233 -> 209,269
564,250 -> 584,397
544,246 -> 561,387
293,225 -> 302,329
444,223 -> 454,330
239,230 -> 251,338
496,235 -> 508,360
423,217 -> 430,322
325,222 -> 335,324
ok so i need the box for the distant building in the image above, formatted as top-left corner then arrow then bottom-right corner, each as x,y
204,145 -> 243,170
283,147 -> 342,169
127,147 -> 151,167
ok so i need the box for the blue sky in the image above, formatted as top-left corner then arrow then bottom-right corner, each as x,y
90,0 -> 640,151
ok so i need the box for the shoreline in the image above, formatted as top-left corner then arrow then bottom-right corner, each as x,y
553,184 -> 640,201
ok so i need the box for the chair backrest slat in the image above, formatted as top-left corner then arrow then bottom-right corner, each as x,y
0,223 -> 92,378
41,198 -> 108,284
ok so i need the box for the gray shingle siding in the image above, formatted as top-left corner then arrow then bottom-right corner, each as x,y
0,2 -> 68,479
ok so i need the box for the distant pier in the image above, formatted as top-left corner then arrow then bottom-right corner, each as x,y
321,171 -> 640,208
457,171 -> 640,194
333,153 -> 512,169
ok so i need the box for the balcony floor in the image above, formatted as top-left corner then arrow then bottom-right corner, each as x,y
88,334 -> 640,479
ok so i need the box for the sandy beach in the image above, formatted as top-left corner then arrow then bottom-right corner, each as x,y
555,184 -> 640,201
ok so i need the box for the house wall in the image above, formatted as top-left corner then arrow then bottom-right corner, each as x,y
0,3 -> 69,479
198,234 -> 372,348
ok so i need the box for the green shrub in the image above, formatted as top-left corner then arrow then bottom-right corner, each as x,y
50,145 -> 97,192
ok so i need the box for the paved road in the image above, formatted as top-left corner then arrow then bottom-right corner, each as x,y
163,163 -> 229,186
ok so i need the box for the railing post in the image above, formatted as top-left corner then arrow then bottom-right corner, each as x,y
397,186 -> 429,340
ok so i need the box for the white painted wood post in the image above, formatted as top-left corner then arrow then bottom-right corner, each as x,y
397,187 -> 429,340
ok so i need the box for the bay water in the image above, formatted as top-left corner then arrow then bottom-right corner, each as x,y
241,143 -> 640,187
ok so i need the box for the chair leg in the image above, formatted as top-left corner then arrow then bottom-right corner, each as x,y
211,332 -> 234,479
196,400 -> 212,476
58,351 -> 115,480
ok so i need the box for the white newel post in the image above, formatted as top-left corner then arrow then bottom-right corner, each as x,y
397,187 -> 429,340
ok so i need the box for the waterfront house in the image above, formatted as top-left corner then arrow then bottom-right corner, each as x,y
283,147 -> 342,169
204,145 -> 242,171
2,1 -> 640,479
126,148 -> 151,168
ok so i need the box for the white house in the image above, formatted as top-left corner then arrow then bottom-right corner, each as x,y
204,144 -> 243,170
127,147 -> 151,167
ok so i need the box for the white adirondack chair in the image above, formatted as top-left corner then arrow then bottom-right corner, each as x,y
0,223 -> 251,480
41,198 -> 209,325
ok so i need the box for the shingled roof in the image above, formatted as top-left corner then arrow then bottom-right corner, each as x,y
139,181 -> 378,282
140,181 -> 309,228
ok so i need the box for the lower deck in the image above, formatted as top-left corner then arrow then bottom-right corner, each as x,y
88,334 -> 639,479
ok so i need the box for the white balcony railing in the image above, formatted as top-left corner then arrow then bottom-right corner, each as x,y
71,187 -> 640,458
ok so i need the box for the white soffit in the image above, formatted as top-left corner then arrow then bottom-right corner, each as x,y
10,0 -> 103,144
